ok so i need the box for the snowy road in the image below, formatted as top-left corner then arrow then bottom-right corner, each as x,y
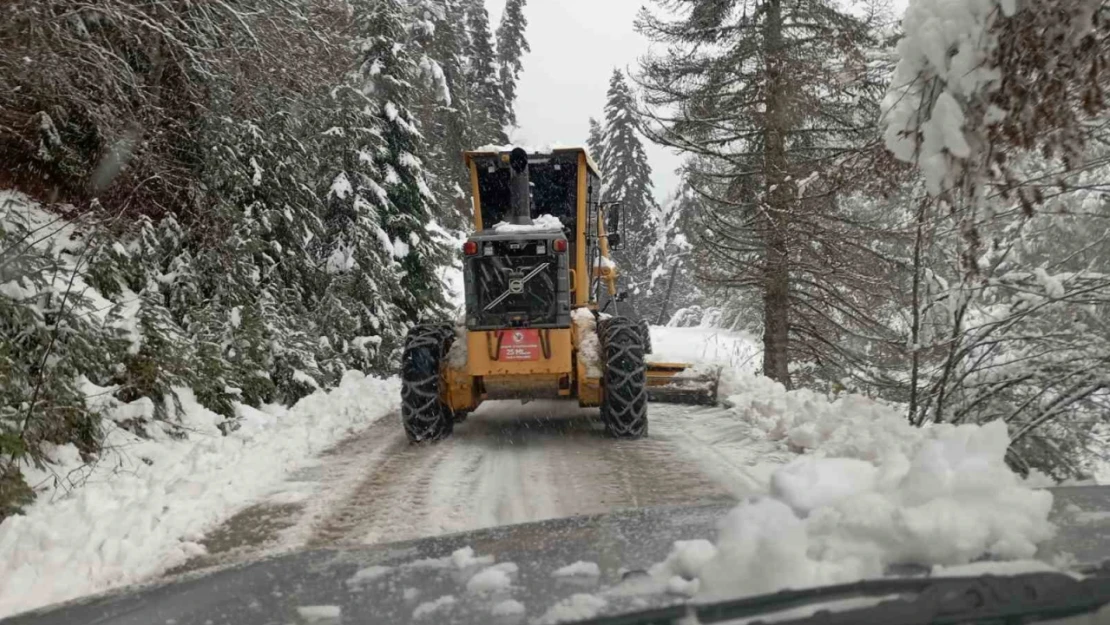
175,399 -> 764,573
2,325 -> 1066,619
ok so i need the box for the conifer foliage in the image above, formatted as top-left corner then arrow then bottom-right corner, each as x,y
599,70 -> 658,317
637,0 -> 883,387
0,0 -> 528,517
464,0 -> 510,144
587,117 -> 607,174
496,0 -> 530,128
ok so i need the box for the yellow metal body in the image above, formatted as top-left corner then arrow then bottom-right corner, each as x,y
447,147 -> 613,411
446,147 -> 708,412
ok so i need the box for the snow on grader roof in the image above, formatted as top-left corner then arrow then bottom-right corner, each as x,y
468,144 -> 601,176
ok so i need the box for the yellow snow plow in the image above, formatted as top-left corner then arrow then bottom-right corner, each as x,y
399,147 -> 718,443
645,362 -> 720,406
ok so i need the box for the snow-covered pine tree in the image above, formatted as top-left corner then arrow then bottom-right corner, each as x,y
463,0 -> 509,144
409,0 -> 472,229
587,117 -> 607,175
637,0 -> 884,387
355,0 -> 452,324
601,69 -> 658,317
496,0 -> 530,128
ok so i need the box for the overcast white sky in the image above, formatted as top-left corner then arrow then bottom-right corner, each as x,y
486,0 -> 684,201
487,0 -> 909,202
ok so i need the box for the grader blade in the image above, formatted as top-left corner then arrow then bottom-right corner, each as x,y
645,362 -> 720,406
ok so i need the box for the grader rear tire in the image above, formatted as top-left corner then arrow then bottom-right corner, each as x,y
599,317 -> 648,438
401,325 -> 454,443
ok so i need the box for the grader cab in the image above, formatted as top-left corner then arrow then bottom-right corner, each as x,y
400,146 -> 717,443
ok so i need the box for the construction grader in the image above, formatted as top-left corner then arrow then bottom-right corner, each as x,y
400,147 -> 716,443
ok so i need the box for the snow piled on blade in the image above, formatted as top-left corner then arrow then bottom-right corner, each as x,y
648,374 -> 1056,601
0,372 -> 401,619
490,213 -> 563,233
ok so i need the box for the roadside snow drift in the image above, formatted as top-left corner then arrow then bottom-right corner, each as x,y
648,374 -> 1056,600
0,372 -> 400,619
648,325 -> 758,372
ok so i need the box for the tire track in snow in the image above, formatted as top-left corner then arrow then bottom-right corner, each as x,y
179,400 -> 753,573
649,403 -> 791,497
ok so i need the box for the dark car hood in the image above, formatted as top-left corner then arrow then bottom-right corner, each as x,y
7,486 -> 1110,625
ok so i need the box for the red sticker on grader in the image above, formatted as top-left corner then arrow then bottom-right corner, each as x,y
499,329 -> 541,361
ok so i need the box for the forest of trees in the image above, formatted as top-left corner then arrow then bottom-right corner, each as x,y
2,0 -> 1109,516
631,0 -> 1110,480
0,0 -> 527,515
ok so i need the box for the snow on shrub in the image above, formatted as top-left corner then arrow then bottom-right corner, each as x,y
649,374 -> 1056,600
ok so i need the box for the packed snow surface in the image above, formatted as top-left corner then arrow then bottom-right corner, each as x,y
491,598 -> 526,616
466,565 -> 514,594
489,213 -> 564,233
0,372 -> 401,618
552,561 -> 601,577
296,605 -> 341,623
538,593 -> 608,624
346,565 -> 392,588
412,594 -> 457,619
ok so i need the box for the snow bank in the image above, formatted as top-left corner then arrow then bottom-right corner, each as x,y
489,213 -> 564,233
296,605 -> 342,623
647,374 -> 1056,601
648,326 -> 759,371
0,372 -> 401,618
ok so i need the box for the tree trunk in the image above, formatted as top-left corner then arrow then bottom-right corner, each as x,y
908,199 -> 927,424
656,263 -> 679,325
760,0 -> 792,389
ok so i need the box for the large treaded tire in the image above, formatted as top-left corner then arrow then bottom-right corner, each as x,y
599,317 -> 648,438
401,324 -> 454,443
636,319 -> 653,355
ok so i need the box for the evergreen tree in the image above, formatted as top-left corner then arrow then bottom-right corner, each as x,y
586,117 -> 606,174
637,0 -> 883,387
410,0 -> 472,229
496,0 -> 530,128
353,0 -> 451,324
463,0 -> 509,144
601,69 -> 657,314
0,0 -> 529,516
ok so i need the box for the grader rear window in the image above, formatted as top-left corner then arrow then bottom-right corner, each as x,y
474,155 -> 578,231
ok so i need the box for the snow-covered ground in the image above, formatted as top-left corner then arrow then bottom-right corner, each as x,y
0,325 -> 1069,619
0,373 -> 400,618
648,372 -> 1054,601
648,325 -> 759,373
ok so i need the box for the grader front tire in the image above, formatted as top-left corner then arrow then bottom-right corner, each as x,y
599,317 -> 648,438
401,325 -> 455,443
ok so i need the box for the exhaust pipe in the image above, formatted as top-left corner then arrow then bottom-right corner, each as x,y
508,147 -> 532,226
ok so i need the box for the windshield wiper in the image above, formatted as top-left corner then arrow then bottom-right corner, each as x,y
576,571 -> 1110,625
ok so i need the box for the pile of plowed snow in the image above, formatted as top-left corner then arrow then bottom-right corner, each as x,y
648,373 -> 1056,600
0,372 -> 399,618
648,325 -> 758,372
